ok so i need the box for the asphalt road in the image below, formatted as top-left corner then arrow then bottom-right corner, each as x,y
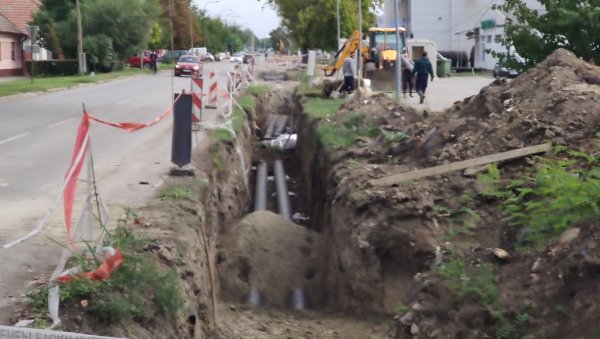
0,60 -> 235,324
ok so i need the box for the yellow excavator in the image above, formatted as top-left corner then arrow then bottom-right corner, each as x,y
323,27 -> 407,77
323,29 -> 369,76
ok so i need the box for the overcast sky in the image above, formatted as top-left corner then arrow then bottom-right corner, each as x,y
193,0 -> 281,38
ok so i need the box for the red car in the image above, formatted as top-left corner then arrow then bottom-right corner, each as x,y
126,51 -> 152,68
174,55 -> 203,77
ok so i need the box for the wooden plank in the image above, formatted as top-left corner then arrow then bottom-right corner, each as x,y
370,143 -> 552,186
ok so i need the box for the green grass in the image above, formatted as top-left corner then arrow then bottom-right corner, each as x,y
245,83 -> 269,97
315,111 -> 379,151
303,97 -> 344,118
209,144 -> 227,174
160,185 -> 193,201
211,128 -> 235,143
0,68 -> 150,97
26,209 -> 184,327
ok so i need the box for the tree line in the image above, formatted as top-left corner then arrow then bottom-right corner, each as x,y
32,0 -> 258,72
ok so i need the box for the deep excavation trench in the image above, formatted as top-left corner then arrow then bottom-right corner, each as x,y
213,80 -> 399,338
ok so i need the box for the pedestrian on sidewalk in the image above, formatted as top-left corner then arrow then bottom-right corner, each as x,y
412,51 -> 434,103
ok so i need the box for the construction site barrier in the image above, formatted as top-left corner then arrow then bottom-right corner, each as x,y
204,71 -> 218,109
191,76 -> 203,122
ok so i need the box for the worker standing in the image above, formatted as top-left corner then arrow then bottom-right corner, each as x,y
412,51 -> 434,103
401,48 -> 414,98
342,52 -> 356,95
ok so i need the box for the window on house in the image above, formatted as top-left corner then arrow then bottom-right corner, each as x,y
11,42 -> 16,60
495,34 -> 502,43
487,35 -> 492,43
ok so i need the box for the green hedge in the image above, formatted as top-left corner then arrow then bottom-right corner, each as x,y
26,59 -> 78,76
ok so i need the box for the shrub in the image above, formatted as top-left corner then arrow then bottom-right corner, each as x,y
26,60 -> 78,76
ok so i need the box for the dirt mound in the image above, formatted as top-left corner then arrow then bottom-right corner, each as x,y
298,48 -> 600,335
217,211 -> 326,309
333,49 -> 600,169
436,48 -> 600,162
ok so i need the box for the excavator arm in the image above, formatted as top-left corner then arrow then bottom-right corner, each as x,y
323,30 -> 369,77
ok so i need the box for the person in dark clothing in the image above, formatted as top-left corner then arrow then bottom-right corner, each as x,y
412,51 -> 434,103
150,51 -> 158,74
401,49 -> 414,97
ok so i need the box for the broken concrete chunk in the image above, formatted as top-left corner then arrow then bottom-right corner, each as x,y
557,228 -> 581,245
491,248 -> 511,261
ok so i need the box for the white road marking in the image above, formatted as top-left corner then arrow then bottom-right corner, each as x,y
117,98 -> 131,105
47,118 -> 74,128
0,132 -> 30,145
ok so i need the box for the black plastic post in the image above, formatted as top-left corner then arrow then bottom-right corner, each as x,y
171,93 -> 192,167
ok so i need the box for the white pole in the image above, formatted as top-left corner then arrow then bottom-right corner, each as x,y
394,0 -> 402,100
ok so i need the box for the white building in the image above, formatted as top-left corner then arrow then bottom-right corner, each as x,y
381,0 -> 543,69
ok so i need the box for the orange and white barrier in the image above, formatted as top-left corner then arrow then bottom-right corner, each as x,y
56,247 -> 124,282
191,76 -> 203,122
205,71 -> 218,109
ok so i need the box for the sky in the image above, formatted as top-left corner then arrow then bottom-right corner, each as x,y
193,0 -> 281,39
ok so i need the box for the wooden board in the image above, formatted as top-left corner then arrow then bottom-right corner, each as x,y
370,143 -> 552,186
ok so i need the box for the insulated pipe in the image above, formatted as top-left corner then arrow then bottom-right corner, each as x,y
245,288 -> 264,306
264,116 -> 277,139
254,162 -> 268,211
274,160 -> 292,220
289,287 -> 308,310
274,115 -> 289,136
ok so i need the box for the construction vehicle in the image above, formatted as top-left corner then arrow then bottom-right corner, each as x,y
366,27 -> 408,70
323,29 -> 369,76
323,27 -> 408,77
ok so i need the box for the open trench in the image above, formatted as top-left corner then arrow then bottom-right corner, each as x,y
211,81 -> 397,338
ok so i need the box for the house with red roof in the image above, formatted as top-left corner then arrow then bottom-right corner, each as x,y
0,0 -> 44,76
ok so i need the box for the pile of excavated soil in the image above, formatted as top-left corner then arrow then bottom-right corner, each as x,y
217,211 -> 326,309
337,49 -> 600,169
215,302 -> 392,339
300,49 -> 600,336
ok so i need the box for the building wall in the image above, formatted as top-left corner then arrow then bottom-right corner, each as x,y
383,0 -> 543,69
0,33 -> 23,76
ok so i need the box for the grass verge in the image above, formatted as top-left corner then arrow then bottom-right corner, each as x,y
303,97 -> 344,118
0,68 -> 151,97
26,208 -> 184,328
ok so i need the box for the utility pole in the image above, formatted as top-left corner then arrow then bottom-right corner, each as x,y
357,0 -> 362,82
76,0 -> 85,75
189,5 -> 194,50
394,0 -> 402,100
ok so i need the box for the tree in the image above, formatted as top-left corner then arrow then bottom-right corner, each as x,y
490,0 -> 600,71
84,0 -> 161,59
262,0 -> 376,51
34,0 -> 161,69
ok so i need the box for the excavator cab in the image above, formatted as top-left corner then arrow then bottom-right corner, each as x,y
367,27 -> 407,69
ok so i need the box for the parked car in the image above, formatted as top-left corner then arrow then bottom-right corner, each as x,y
230,52 -> 243,63
493,64 -> 519,78
159,50 -> 188,63
204,53 -> 216,62
126,51 -> 152,68
174,55 -> 203,77
216,52 -> 226,61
